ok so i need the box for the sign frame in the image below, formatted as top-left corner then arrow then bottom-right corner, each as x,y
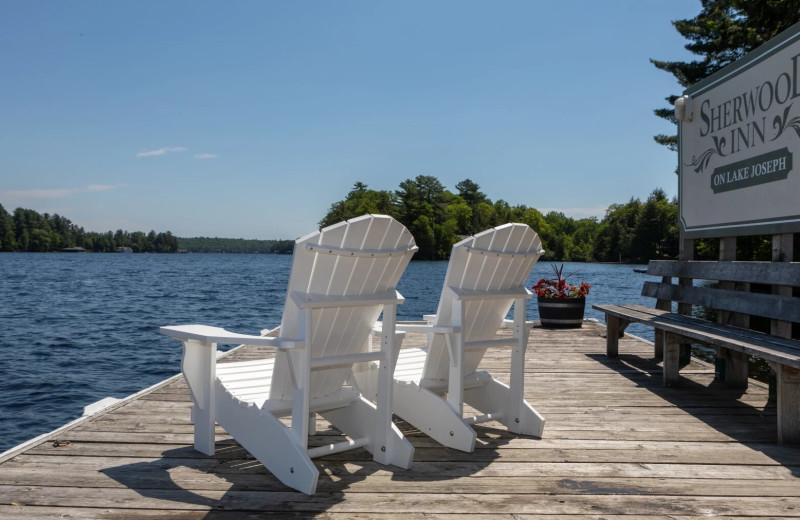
678,22 -> 800,239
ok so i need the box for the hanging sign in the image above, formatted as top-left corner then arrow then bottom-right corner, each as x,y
678,23 -> 800,238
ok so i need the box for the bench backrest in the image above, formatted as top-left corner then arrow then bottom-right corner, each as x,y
643,260 -> 800,324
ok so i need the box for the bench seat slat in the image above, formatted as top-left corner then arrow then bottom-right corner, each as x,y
593,304 -> 800,368
596,303 -> 800,352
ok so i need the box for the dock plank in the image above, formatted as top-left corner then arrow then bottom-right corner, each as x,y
2,323 -> 799,518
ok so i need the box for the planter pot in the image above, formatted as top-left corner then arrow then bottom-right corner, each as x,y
537,297 -> 586,329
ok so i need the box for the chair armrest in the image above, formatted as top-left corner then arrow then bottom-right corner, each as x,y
160,325 -> 302,349
500,319 -> 535,329
259,326 -> 280,336
448,286 -> 533,301
395,323 -> 460,334
370,325 -> 406,339
371,321 -> 460,334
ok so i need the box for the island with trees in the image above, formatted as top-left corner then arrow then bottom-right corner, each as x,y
320,177 -> 679,263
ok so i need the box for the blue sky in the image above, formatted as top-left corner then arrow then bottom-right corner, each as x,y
1,1 -> 699,240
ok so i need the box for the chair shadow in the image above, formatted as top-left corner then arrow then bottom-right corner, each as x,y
100,419 -> 514,516
387,418 -> 516,482
587,350 -> 800,476
100,437 -> 365,516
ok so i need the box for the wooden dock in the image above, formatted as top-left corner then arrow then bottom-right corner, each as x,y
2,322 -> 799,518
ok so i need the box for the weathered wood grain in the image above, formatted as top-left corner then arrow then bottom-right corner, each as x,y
646,259 -> 800,286
0,510 -> 782,520
593,304 -> 800,367
641,281 -> 800,323
4,485 -> 800,515
2,323 -> 799,518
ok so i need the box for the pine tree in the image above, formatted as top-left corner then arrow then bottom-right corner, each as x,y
652,0 -> 800,151
0,204 -> 17,251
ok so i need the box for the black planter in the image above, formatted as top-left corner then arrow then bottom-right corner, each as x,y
537,297 -> 586,329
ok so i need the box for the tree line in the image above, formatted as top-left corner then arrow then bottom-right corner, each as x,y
4,185 -> 785,261
319,177 -> 680,263
0,204 -> 297,254
0,204 -> 179,253
177,237 -> 294,254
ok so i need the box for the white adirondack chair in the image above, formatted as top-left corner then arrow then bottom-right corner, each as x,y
161,215 -> 417,494
353,223 -> 545,452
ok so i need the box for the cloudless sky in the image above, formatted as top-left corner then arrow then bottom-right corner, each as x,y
1,1 -> 700,240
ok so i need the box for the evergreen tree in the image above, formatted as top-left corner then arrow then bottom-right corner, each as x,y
411,215 -> 436,260
0,204 -> 17,251
455,179 -> 487,207
446,200 -> 472,234
471,202 -> 496,234
318,182 -> 398,228
517,207 -> 551,246
652,0 -> 800,150
540,212 -> 599,262
631,189 -> 678,262
396,175 -> 447,230
594,198 -> 643,263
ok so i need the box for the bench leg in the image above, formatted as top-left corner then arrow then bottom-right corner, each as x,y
604,316 -> 630,358
777,365 -> 800,444
724,349 -> 749,389
679,343 -> 692,367
654,331 -> 664,360
662,332 -> 681,387
606,316 -> 620,358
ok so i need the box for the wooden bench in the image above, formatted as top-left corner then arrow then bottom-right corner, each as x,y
593,260 -> 800,444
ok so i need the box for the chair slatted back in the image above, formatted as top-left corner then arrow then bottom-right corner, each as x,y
269,215 -> 416,401
422,223 -> 543,382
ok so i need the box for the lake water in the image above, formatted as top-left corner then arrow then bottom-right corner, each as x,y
0,253 -> 652,453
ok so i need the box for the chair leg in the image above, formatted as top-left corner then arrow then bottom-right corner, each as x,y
322,396 -> 414,468
393,381 -> 476,452
372,304 -> 404,466
308,412 -> 317,436
181,339 -> 216,456
216,384 -> 318,495
464,378 -> 545,438
507,298 -> 532,434
445,333 -> 465,417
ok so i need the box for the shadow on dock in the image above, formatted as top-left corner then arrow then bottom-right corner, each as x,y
99,423 -> 514,511
590,350 -> 800,477
6,324 -> 799,518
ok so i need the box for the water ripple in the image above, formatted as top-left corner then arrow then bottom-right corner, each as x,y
0,253 -> 649,453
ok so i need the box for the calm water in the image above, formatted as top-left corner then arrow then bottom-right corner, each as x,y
0,253 -> 651,453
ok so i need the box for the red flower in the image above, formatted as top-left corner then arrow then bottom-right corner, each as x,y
532,264 -> 590,298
